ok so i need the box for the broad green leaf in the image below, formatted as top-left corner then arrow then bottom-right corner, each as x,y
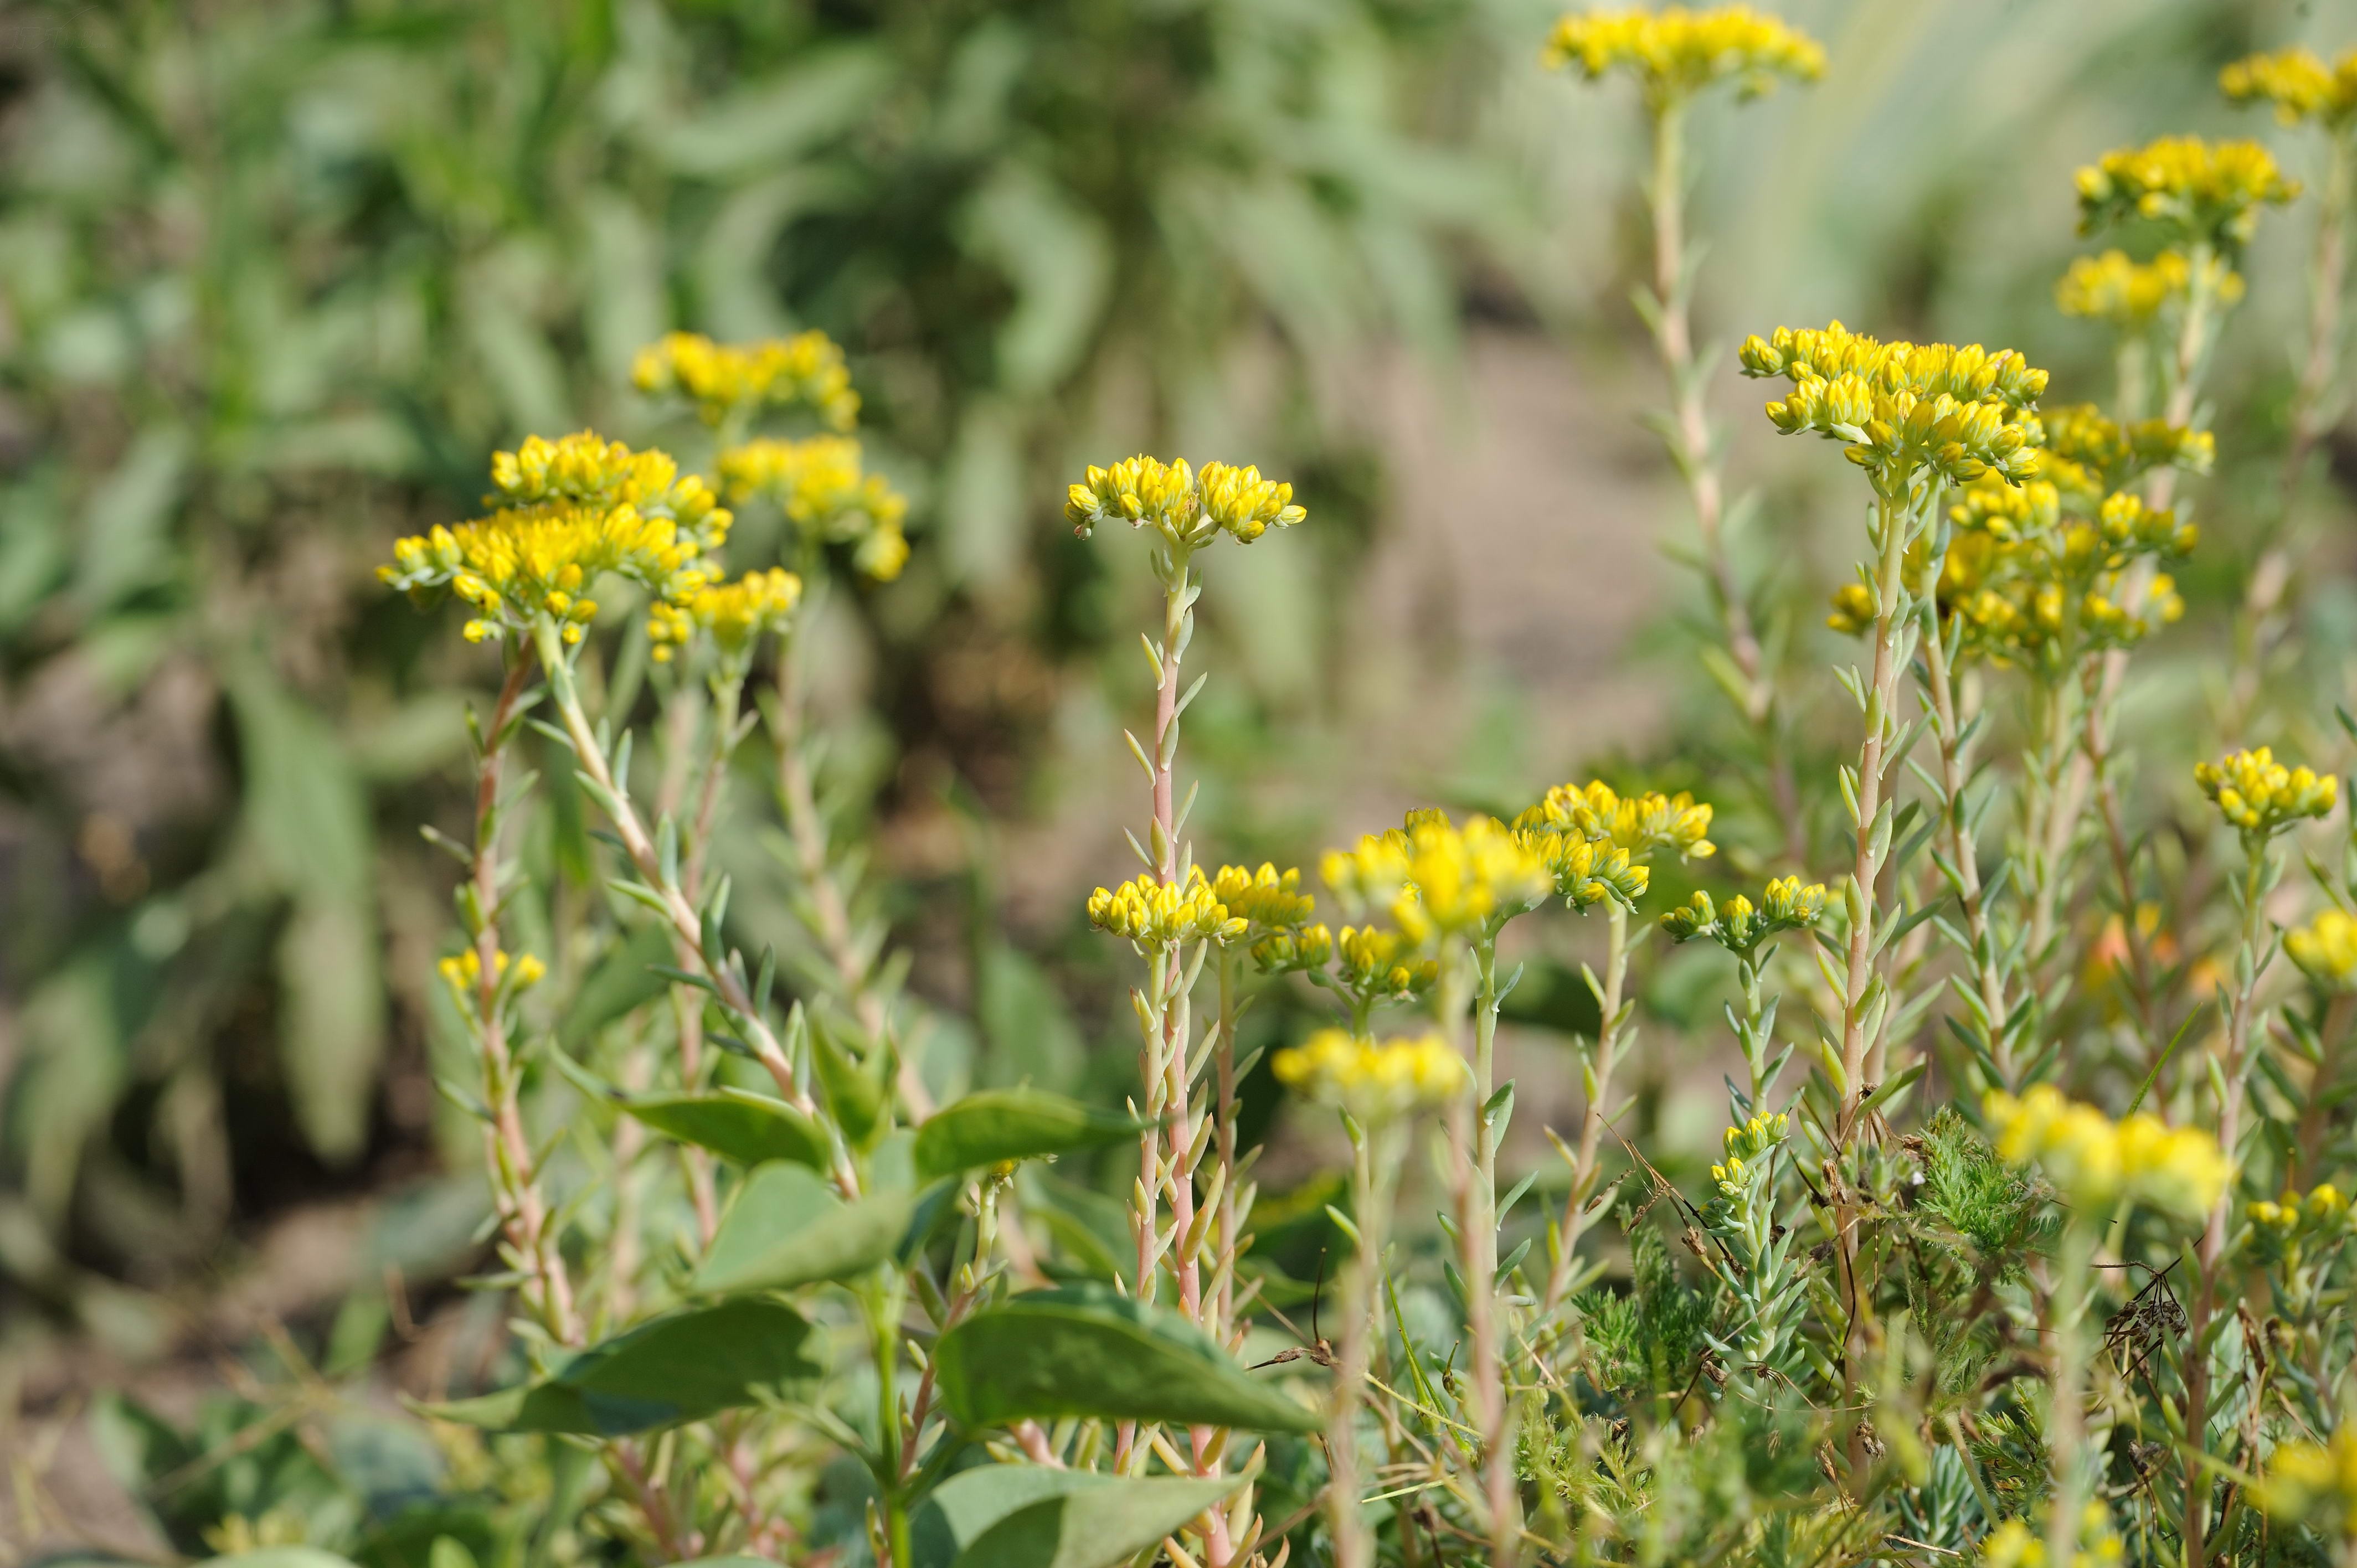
914,1088 -> 1145,1182
199,1552 -> 361,1568
418,1299 -> 816,1436
73,426 -> 186,611
654,47 -> 893,177
692,1163 -> 918,1294
912,1467 -> 1242,1568
277,893 -> 383,1163
933,1284 -> 1320,1433
549,1049 -> 831,1170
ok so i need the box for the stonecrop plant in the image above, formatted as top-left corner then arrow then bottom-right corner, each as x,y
205,9 -> 2357,1568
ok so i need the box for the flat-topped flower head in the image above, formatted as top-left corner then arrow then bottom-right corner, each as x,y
1321,811 -> 1553,945
2075,136 -> 2298,254
632,330 -> 860,431
1273,1028 -> 1468,1123
1738,323 -> 2048,490
1087,867 -> 1246,948
647,567 -> 804,665
1212,863 -> 1315,930
2196,746 -> 2338,840
1251,921 -> 1334,976
1065,456 -> 1305,552
1661,875 -> 1826,952
1518,827 -> 1650,911
2222,45 -> 2357,130
2254,1423 -> 2357,1541
1542,6 -> 1823,106
719,436 -> 909,582
379,432 -> 731,648
1985,1085 -> 2231,1221
2287,907 -> 2357,993
2055,248 -> 2243,331
1519,778 -> 1715,863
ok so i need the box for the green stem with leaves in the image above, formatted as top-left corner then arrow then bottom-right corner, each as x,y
1543,900 -> 1630,1315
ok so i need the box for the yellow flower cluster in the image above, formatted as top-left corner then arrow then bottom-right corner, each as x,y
1335,925 -> 1440,1004
1213,863 -> 1315,929
1891,410 -> 2207,669
1272,1028 -> 1468,1122
2287,907 -> 2357,992
1520,778 -> 1716,862
1322,812 -> 1554,944
646,567 -> 804,663
1977,1503 -> 2127,1568
719,436 -> 910,582
379,433 -> 730,647
1064,457 -> 1305,550
2249,1182 -> 2351,1240
1738,323 -> 2048,488
2255,1423 -> 2357,1540
1541,5 -> 1824,104
1660,876 -> 1827,951
2075,135 -> 2298,252
437,947 -> 547,1008
1709,1111 -> 1788,1200
632,330 -> 860,431
2221,45 -> 2357,128
1520,829 -> 1650,911
1087,868 -> 1247,948
1984,1086 -> 2231,1221
2054,249 -> 2243,329
2195,747 -> 2338,839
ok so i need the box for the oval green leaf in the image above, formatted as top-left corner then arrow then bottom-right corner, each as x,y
912,1466 -> 1242,1568
416,1298 -> 816,1436
548,1046 -> 830,1170
692,1163 -> 920,1294
932,1283 -> 1320,1433
914,1088 -> 1147,1182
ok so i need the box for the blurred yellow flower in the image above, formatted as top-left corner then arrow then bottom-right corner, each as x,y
1984,1085 -> 2230,1221
2255,1423 -> 2357,1541
2221,45 -> 2357,129
633,330 -> 860,431
438,947 -> 547,1008
2195,746 -> 2338,839
1321,811 -> 1552,944
719,435 -> 910,581
647,567 -> 804,664
1542,6 -> 1823,104
2287,907 -> 2357,993
2075,135 -> 2298,252
1272,1028 -> 1468,1122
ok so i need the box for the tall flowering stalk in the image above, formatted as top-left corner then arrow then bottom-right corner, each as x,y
1739,322 -> 2047,1475
1273,1029 -> 1468,1568
2068,135 -> 2293,1049
2220,48 -> 2357,730
1074,455 -> 1302,1561
1984,1086 -> 2230,1568
2177,748 -> 2338,1568
1545,4 -> 1823,869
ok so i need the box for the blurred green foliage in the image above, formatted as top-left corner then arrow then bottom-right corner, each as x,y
0,0 -> 1506,1302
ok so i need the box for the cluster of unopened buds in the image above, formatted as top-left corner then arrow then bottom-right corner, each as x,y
1984,1086 -> 2232,1221
2195,747 -> 2339,840
1271,1028 -> 1468,1123
1660,876 -> 1828,952
1085,867 -> 1247,948
647,567 -> 804,664
436,947 -> 547,1010
2074,134 -> 2298,251
1709,1112 -> 1788,1201
1740,324 -> 2049,488
1064,456 -> 1306,548
1212,863 -> 1316,929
